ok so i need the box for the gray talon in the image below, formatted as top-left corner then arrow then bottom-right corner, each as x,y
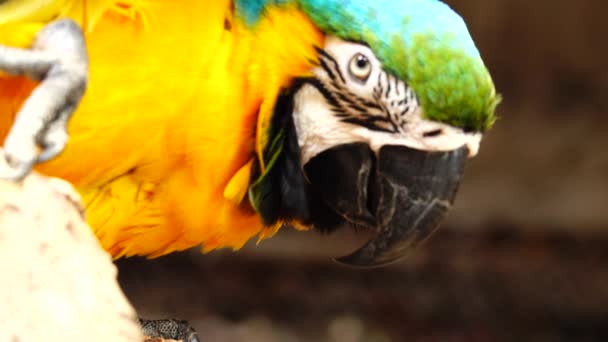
0,19 -> 88,180
140,318 -> 200,342
37,105 -> 72,162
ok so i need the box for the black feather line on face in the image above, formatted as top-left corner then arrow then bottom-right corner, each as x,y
315,46 -> 346,84
313,50 -> 401,133
250,79 -> 345,232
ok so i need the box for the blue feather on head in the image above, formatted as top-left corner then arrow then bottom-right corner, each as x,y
235,0 -> 499,131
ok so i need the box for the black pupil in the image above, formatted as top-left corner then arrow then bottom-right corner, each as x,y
356,55 -> 368,69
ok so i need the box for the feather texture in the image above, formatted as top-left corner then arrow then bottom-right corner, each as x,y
235,0 -> 499,132
0,0 -> 323,257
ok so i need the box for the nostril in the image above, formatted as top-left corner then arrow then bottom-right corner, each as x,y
423,129 -> 443,137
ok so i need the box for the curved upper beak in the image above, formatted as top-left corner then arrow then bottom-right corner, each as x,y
304,143 -> 468,268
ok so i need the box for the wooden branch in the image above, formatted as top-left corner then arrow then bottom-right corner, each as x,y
0,160 -> 143,341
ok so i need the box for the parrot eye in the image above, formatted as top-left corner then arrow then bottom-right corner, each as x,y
348,53 -> 372,83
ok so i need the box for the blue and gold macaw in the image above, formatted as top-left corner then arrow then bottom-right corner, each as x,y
0,0 -> 499,267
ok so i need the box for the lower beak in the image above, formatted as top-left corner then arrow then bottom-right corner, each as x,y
304,143 -> 468,268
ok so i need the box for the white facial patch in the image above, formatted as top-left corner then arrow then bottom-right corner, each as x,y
293,36 -> 482,165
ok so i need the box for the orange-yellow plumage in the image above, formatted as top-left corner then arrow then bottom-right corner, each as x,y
0,1 -> 324,257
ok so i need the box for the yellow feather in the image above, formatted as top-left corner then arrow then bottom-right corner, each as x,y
224,159 -> 254,204
0,0 -> 116,47
0,1 -> 325,258
0,0 -> 74,26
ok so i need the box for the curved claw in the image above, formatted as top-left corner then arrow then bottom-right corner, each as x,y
0,151 -> 36,181
0,19 -> 88,180
37,106 -> 72,163
37,139 -> 67,163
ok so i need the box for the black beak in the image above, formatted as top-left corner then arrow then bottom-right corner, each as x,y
304,143 -> 468,268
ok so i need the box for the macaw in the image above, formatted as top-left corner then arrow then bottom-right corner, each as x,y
0,0 -> 499,268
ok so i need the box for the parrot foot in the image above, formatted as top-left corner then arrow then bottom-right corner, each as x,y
0,19 -> 88,181
140,318 -> 200,342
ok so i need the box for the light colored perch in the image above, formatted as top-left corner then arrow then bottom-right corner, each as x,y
0,157 -> 143,341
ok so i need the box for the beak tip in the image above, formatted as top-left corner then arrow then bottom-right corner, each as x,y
332,241 -> 414,268
332,255 -> 403,269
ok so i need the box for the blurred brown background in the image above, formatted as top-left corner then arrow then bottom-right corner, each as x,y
117,1 -> 608,341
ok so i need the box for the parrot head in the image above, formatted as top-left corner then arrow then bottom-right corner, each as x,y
243,0 -> 500,267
